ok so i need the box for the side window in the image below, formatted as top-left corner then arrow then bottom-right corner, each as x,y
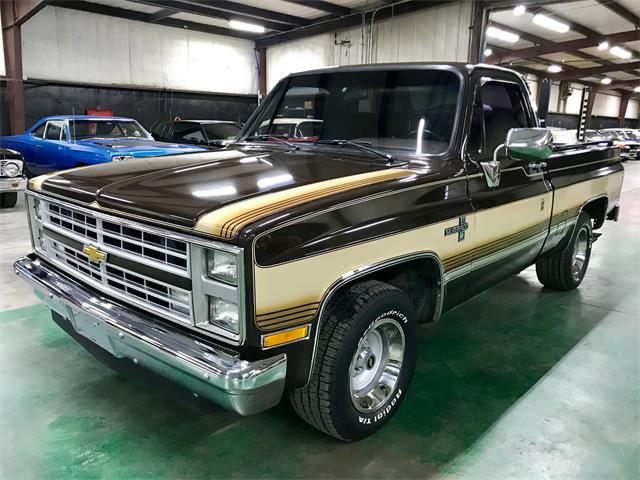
468,80 -> 532,162
31,123 -> 46,138
44,121 -> 65,140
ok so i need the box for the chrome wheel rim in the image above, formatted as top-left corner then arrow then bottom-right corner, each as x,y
571,226 -> 589,280
349,318 -> 405,413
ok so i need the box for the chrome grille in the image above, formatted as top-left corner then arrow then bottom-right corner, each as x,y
44,201 -> 188,275
39,198 -> 193,324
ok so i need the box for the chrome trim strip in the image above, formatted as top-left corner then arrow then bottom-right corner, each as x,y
14,254 -> 285,416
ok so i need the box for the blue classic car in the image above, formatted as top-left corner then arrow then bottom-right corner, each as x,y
0,115 -> 205,176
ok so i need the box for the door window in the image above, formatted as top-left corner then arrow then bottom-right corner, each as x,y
468,80 -> 532,162
171,123 -> 206,144
31,123 -> 47,138
44,121 -> 65,140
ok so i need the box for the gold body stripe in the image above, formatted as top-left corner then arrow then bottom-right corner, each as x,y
195,169 -> 412,239
253,172 -> 623,331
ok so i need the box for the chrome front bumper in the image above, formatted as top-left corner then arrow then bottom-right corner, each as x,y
0,176 -> 26,193
14,254 -> 287,415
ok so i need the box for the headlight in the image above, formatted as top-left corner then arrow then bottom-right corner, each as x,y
208,296 -> 239,334
112,155 -> 134,162
33,197 -> 42,221
206,249 -> 238,285
3,161 -> 21,177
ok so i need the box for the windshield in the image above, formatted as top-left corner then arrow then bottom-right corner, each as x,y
69,120 -> 149,140
202,123 -> 241,140
240,69 -> 461,156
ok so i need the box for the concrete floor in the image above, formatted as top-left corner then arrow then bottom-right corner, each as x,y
1,164 -> 639,479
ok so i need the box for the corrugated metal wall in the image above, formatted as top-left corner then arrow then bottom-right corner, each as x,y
21,6 -> 258,95
266,1 -> 472,90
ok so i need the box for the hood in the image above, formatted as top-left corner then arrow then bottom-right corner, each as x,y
38,148 -> 397,229
75,138 -> 204,156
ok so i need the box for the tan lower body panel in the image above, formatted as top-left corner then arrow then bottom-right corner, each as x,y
253,172 -> 622,331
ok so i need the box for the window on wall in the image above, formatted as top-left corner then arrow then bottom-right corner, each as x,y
468,80 -> 532,162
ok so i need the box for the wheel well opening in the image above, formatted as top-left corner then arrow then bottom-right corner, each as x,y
334,257 -> 442,324
582,197 -> 608,229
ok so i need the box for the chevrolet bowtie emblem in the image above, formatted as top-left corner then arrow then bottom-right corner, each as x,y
82,245 -> 107,263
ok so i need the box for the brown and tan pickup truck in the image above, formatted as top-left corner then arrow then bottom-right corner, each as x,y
15,63 -> 623,440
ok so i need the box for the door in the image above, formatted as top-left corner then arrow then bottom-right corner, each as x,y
462,74 -> 552,300
36,120 -> 68,173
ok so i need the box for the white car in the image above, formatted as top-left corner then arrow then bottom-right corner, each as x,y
0,148 -> 27,208
259,118 -> 323,141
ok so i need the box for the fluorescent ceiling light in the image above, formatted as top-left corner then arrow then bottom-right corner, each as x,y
610,45 -> 632,59
533,14 -> 570,33
598,41 -> 609,50
547,64 -> 562,73
228,20 -> 265,33
486,26 -> 519,43
635,86 -> 640,93
484,48 -> 493,57
600,77 -> 612,84
513,5 -> 526,15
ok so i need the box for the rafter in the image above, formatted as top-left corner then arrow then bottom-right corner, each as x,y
551,62 -> 640,80
127,0 -> 305,31
596,0 -> 640,28
490,29 -> 640,64
281,0 -> 351,16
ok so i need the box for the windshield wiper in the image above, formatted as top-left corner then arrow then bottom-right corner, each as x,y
242,134 -> 299,150
314,139 -> 400,165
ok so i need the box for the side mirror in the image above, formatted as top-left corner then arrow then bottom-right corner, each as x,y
505,128 -> 554,163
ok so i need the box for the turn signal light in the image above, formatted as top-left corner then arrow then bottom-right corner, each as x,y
262,325 -> 310,349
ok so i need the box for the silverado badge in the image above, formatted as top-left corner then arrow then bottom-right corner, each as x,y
82,245 -> 107,263
444,216 -> 468,242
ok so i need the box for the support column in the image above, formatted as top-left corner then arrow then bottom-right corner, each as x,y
1,1 -> 25,134
469,0 -> 489,64
258,48 -> 267,101
617,90 -> 631,127
585,86 -> 599,128
537,76 -> 551,126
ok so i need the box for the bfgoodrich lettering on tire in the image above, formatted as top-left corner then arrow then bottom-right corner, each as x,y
289,280 -> 417,441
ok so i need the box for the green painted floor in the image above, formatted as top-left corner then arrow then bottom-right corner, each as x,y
1,164 -> 639,479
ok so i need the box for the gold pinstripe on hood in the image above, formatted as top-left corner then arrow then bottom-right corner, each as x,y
194,169 -> 413,239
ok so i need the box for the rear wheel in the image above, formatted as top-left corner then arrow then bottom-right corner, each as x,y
0,192 -> 18,208
289,280 -> 417,441
536,212 -> 592,290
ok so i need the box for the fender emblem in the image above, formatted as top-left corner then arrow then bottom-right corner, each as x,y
82,245 -> 107,263
444,216 -> 468,242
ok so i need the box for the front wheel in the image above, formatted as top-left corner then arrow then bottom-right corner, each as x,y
536,212 -> 593,290
289,280 -> 417,441
0,192 -> 18,208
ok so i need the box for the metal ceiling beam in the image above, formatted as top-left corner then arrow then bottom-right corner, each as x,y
50,0 -> 257,39
256,0 -> 448,48
126,0 -> 298,31
280,0 -> 351,16
595,0 -> 640,28
534,6 -> 640,73
181,0 -> 311,26
147,8 -> 176,22
488,21 -> 613,68
551,61 -> 640,80
0,0 -> 50,27
490,29 -> 640,64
